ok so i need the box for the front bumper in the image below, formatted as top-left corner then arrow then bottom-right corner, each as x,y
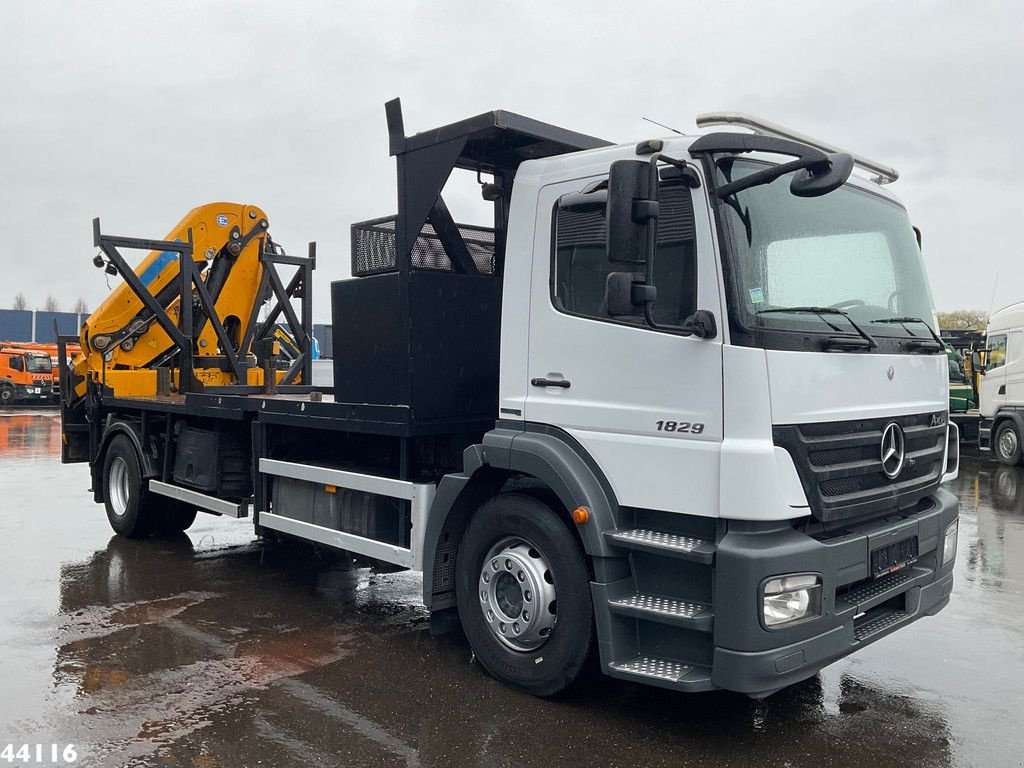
711,486 -> 958,695
16,384 -> 53,402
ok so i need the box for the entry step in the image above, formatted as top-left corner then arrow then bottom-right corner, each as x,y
608,655 -> 714,691
605,528 -> 715,563
838,568 -> 925,613
854,609 -> 911,642
609,592 -> 714,631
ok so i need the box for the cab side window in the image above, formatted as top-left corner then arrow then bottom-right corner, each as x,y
988,334 -> 1007,370
552,181 -> 697,329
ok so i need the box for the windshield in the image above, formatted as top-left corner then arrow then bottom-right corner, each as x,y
25,356 -> 50,373
716,159 -> 935,346
947,356 -> 969,383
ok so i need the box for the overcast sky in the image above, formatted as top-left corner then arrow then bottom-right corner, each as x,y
1,0 -> 1021,321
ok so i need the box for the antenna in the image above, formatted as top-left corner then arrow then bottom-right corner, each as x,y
986,271 -> 1000,319
642,116 -> 683,136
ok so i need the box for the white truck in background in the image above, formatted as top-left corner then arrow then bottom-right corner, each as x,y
979,302 -> 1024,464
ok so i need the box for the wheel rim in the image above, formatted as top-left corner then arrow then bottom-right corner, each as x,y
108,456 -> 130,518
478,536 -> 557,652
998,426 -> 1019,460
0,388 -> 11,403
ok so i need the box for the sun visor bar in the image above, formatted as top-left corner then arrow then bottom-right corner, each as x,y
695,112 -> 899,185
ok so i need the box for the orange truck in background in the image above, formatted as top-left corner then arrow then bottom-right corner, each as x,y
9,342 -> 82,397
0,343 -> 65,405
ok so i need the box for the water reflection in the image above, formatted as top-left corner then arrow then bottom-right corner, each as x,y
48,529 -> 957,767
0,410 -> 61,458
955,457 -> 1024,586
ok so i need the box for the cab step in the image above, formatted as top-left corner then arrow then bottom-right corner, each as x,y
837,567 -> 927,613
608,592 -> 714,631
605,528 -> 716,563
608,655 -> 714,691
854,608 -> 912,642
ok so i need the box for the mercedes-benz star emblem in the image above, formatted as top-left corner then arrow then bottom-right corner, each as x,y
887,365 -> 895,381
880,422 -> 905,479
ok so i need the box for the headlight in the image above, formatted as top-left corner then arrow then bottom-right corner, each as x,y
943,520 -> 958,565
761,574 -> 822,628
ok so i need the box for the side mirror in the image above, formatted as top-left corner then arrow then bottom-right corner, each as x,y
685,309 -> 718,340
790,152 -> 854,198
607,159 -> 657,264
972,350 -> 985,375
605,272 -> 654,318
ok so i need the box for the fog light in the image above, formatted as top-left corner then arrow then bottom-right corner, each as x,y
943,520 -> 958,565
762,574 -> 822,628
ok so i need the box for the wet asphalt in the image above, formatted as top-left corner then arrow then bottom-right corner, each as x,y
0,410 -> 1022,767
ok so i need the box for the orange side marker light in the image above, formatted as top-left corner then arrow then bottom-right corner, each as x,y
572,506 -> 590,525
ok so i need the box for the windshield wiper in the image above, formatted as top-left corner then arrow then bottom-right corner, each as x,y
757,306 -> 878,351
870,316 -> 945,353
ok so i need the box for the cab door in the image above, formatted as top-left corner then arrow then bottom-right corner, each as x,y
982,333 -> 1008,415
524,169 -> 724,517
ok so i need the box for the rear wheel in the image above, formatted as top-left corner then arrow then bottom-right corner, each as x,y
993,420 -> 1023,466
455,493 -> 593,697
103,435 -> 156,538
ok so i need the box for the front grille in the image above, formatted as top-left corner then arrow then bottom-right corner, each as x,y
774,412 -> 946,522
351,215 -> 495,277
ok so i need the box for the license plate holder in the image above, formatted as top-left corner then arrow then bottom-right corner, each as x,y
871,536 -> 918,576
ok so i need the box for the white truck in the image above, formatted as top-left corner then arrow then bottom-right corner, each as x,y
979,302 -> 1024,464
60,102 -> 960,699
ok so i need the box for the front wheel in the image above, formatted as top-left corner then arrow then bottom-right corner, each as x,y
0,384 -> 15,407
993,420 -> 1023,466
455,493 -> 593,697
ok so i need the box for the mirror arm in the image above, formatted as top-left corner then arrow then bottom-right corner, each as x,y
639,154 -> 661,324
715,157 -> 813,197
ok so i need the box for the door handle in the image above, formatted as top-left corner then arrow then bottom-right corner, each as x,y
531,377 -> 571,389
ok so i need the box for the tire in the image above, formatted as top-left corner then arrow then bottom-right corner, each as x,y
156,504 -> 198,535
102,434 -> 158,538
455,493 -> 593,697
993,420 -> 1023,467
0,384 -> 14,407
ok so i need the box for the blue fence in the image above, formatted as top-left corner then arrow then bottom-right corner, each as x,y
0,309 -> 83,343
0,310 -> 33,342
314,323 -> 333,359
35,312 -> 81,342
1,310 -> 332,356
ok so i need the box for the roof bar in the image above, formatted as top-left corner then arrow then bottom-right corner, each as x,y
695,112 -> 899,185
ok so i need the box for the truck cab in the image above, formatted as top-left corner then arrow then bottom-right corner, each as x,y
979,302 -> 1024,464
0,346 -> 54,405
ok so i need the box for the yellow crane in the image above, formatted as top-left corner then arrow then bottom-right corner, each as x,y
69,202 -> 314,400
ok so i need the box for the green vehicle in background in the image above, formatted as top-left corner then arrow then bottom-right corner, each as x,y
947,345 -> 975,412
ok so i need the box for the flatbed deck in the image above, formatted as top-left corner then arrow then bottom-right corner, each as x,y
101,390 -> 497,437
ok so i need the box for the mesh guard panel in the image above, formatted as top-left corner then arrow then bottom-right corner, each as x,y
351,215 -> 495,277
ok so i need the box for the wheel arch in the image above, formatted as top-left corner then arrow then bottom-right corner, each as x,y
421,424 -> 621,610
93,418 -> 160,503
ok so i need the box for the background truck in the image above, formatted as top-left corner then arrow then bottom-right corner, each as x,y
947,344 -> 975,412
978,302 -> 1024,464
0,343 -> 55,405
60,101 -> 960,698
